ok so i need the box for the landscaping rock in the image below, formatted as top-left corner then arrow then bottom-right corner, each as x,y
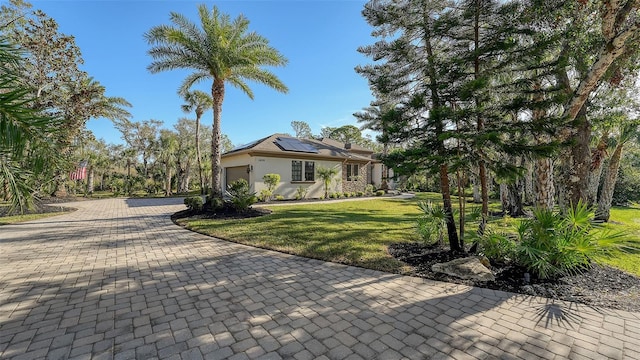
431,257 -> 495,282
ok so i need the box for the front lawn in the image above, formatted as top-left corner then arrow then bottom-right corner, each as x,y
177,193 -> 640,276
599,205 -> 640,275
177,195 -> 441,272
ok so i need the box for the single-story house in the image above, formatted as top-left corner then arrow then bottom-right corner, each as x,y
221,133 -> 393,199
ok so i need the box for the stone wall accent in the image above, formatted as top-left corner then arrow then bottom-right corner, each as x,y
342,162 -> 368,194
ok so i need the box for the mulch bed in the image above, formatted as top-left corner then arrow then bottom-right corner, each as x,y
389,242 -> 640,312
171,206 -> 272,221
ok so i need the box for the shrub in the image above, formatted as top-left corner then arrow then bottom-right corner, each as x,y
344,192 -> 351,198
375,190 -> 385,196
262,174 -> 280,201
275,195 -> 285,201
329,193 -> 338,199
226,179 -> 256,212
477,231 -> 516,265
356,191 -> 364,197
416,201 -> 447,246
259,189 -> 273,202
514,201 -> 630,280
206,195 -> 225,211
365,184 -> 375,195
184,196 -> 204,211
295,186 -> 308,200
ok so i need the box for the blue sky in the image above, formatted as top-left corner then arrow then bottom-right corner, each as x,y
29,0 -> 375,147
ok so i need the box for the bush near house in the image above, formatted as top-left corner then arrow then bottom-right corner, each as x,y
295,186 -> 308,200
184,196 -> 204,211
227,179 -> 256,212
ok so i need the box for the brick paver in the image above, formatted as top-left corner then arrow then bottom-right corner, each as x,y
1,197 -> 639,359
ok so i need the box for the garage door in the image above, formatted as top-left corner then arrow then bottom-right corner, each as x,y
225,166 -> 250,189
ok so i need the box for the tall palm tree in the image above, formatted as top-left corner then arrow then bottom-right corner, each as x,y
180,90 -> 212,194
146,4 -> 288,199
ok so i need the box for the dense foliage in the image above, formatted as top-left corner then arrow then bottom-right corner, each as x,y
478,202 -> 631,280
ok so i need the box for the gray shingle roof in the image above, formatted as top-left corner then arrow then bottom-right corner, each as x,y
223,134 -> 375,162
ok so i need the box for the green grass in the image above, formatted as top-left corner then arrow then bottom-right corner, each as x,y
596,205 -> 640,276
179,196 -> 438,273
179,193 -> 640,277
0,211 -> 68,225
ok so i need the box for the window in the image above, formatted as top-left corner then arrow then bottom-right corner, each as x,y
304,161 -> 315,181
292,161 -> 302,181
347,164 -> 359,181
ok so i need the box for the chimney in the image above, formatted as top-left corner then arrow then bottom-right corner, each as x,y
345,143 -> 352,149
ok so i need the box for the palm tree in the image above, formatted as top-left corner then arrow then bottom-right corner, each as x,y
53,76 -> 131,197
146,4 -> 288,199
180,90 -> 212,195
596,122 -> 639,222
316,166 -> 339,199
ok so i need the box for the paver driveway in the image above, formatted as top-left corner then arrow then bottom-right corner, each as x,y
1,198 -> 639,360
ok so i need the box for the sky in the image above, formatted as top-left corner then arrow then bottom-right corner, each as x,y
28,0 -> 376,147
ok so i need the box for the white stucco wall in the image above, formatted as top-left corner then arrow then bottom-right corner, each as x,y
371,163 -> 396,190
252,157 -> 343,199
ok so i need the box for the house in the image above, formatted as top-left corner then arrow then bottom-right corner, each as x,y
221,133 -> 391,199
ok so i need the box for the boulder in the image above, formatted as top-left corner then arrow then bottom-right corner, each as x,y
432,257 -> 495,282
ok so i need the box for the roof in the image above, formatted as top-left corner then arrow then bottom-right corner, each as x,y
223,134 -> 376,162
319,138 -> 374,154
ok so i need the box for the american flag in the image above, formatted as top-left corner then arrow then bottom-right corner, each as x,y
70,160 -> 88,181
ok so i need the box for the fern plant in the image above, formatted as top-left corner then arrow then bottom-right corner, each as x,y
515,201 -> 629,280
416,200 -> 447,246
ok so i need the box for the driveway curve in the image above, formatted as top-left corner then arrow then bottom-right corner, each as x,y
1,197 -> 639,360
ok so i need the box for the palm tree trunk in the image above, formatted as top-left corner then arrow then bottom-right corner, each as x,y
531,78 -> 554,210
195,112 -> 205,195
87,167 -> 94,195
524,159 -> 534,205
53,172 -> 68,197
567,108 -> 591,206
472,177 -> 481,203
211,79 -> 225,199
165,162 -> 172,196
596,142 -> 624,222
534,158 -> 555,209
507,179 -> 525,217
500,182 -> 509,213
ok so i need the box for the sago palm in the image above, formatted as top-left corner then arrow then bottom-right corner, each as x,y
146,4 -> 288,199
180,90 -> 212,195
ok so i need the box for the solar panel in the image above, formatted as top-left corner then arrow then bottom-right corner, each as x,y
228,138 -> 262,153
275,138 -> 319,153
